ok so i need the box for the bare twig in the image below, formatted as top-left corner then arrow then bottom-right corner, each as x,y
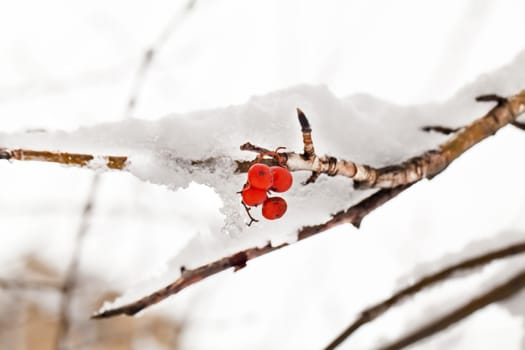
92,185 -> 407,318
421,125 -> 461,135
125,0 -> 198,117
241,201 -> 259,227
297,108 -> 315,159
378,267 -> 525,350
324,240 -> 525,349
0,148 -> 127,170
512,120 -> 525,131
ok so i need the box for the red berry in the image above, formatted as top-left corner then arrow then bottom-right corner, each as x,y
242,184 -> 267,206
270,166 -> 293,192
262,197 -> 287,220
248,164 -> 273,190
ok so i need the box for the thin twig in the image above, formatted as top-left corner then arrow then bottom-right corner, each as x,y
421,125 -> 461,135
324,240 -> 525,349
0,278 -> 62,291
124,0 -> 198,117
92,185 -> 407,318
512,120 -> 525,131
54,175 -> 100,350
378,267 -> 525,350
241,201 -> 259,227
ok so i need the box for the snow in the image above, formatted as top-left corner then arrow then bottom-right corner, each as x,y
3,0 -> 525,349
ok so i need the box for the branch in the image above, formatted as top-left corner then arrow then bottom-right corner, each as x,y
124,0 -> 198,117
324,240 -> 525,349
92,90 -> 525,318
92,185 -> 408,318
4,92 -> 525,190
242,91 -> 525,189
512,120 -> 525,131
0,278 -> 61,291
378,267 -> 525,350
54,175 -> 100,350
0,148 -> 128,170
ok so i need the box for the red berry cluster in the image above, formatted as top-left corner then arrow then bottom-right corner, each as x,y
241,164 -> 293,220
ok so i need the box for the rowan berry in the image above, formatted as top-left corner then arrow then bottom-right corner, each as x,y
270,166 -> 293,192
262,197 -> 287,220
241,184 -> 267,206
247,163 -> 273,190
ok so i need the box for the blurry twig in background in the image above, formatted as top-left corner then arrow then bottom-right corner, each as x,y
52,2 -> 199,348
324,240 -> 525,349
378,268 -> 525,350
0,278 -> 61,291
54,175 -> 100,350
125,0 -> 198,117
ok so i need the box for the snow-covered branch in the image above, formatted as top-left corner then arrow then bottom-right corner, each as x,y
3,92 -> 525,191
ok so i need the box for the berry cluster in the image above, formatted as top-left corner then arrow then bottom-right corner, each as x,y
241,163 -> 293,221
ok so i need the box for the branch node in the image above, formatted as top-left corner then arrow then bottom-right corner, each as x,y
421,126 -> 461,135
303,171 -> 320,185
297,108 -> 315,159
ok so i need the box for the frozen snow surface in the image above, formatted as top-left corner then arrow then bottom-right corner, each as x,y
2,0 -> 525,349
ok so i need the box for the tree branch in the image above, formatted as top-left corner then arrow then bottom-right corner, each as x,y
324,240 -> 525,349
92,185 -> 408,318
54,175 -> 100,350
378,267 -> 525,350
3,91 -> 525,191
0,148 -> 128,170
0,278 -> 62,291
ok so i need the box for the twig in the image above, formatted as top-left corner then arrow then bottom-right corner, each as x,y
0,148 -> 127,170
324,240 -> 525,349
378,267 -> 525,350
512,121 -> 525,131
421,125 -> 461,135
241,201 -> 259,227
54,175 -> 100,350
124,0 -> 198,117
0,278 -> 62,291
92,185 -> 407,318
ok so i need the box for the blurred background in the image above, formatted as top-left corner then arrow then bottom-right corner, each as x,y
2,0 -> 525,349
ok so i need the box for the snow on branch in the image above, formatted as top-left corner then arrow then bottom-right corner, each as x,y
90,91 -> 525,318
3,91 -> 525,191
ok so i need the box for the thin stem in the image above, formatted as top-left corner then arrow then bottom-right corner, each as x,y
325,240 -> 525,349
379,267 -> 525,350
